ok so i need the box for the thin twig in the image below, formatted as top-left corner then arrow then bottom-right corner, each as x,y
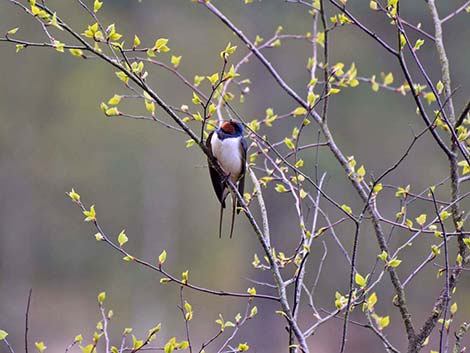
25,288 -> 32,353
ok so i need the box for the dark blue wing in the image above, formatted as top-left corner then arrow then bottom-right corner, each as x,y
206,131 -> 226,208
236,136 -> 248,214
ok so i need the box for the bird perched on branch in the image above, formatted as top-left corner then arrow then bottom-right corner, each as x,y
206,120 -> 247,238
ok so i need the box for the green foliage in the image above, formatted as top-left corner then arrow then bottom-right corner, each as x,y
97,291 -> 106,305
355,272 -> 367,288
83,205 -> 96,222
35,341 -> 47,353
3,1 -> 469,352
158,250 -> 167,266
0,330 -> 8,340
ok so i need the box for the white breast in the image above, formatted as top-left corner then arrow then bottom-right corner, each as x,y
211,133 -> 243,183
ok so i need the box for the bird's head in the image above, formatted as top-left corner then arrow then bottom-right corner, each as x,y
219,120 -> 243,137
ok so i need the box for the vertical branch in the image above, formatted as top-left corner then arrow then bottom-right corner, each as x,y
426,0 -> 456,124
179,288 -> 193,353
319,0 -> 330,122
430,190 -> 450,353
426,0 -> 466,260
25,288 -> 32,353
99,303 -> 110,353
340,221 -> 361,353
249,169 -> 271,247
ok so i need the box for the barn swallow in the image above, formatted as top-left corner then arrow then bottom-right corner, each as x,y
206,120 -> 247,238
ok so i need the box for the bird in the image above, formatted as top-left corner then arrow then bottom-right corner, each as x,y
206,120 -> 247,238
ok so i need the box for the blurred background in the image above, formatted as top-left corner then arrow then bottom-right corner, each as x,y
0,1 -> 469,352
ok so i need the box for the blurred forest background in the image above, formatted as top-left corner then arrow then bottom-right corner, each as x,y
0,1 -> 469,352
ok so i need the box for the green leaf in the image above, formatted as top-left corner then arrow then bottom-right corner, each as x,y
238,343 -> 250,352
424,92 -> 436,105
373,183 -> 383,193
16,44 -> 25,53
67,188 -> 81,202
223,65 -> 239,80
355,272 -> 366,288
185,139 -> 195,148
0,330 -> 8,340
132,35 -> 141,48
178,341 -> 189,349
83,205 -> 96,222
275,184 -> 287,193
194,75 -> 205,86
366,292 -> 377,311
414,39 -> 424,51
356,165 -> 366,181
107,24 -> 122,42
249,306 -> 258,318
35,341 -> 47,353
93,0 -> 103,12
145,100 -> 155,114
295,159 -> 304,168
80,344 -> 94,353
184,301 -> 193,320
50,12 -> 63,30
164,337 -> 177,353
369,1 -> 378,10
192,92 -> 202,105
307,92 -> 318,107
293,107 -> 307,116
115,71 -> 129,84
341,204 -> 352,215
431,244 -> 440,256
328,88 -> 341,95
284,137 -> 295,150
383,72 -> 393,85
207,72 -> 219,85
98,291 -> 106,305
440,210 -> 451,220
118,230 -> 128,247
400,34 -> 407,50
108,94 -> 122,105
378,250 -> 388,262
132,335 -> 143,350
105,107 -> 120,116
463,238 -> 470,249
220,42 -> 237,59
416,214 -> 427,227
153,38 -> 170,52
388,258 -> 402,268
147,323 -> 161,340
371,75 -> 379,92
7,27 -> 19,35
395,185 -> 410,198
377,315 -> 390,329
171,55 -> 182,68
158,250 -> 167,265
53,40 -> 65,52
448,302 -> 458,315
182,270 -> 189,284
69,48 -> 84,58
